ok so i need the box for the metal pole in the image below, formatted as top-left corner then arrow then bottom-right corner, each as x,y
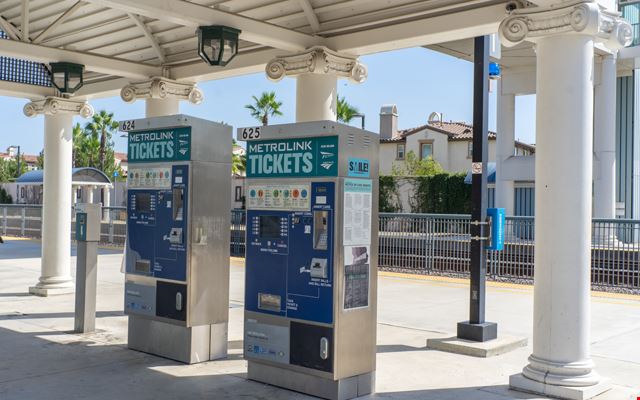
16,145 -> 21,178
457,35 -> 497,342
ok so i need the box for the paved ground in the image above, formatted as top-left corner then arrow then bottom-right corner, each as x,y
0,237 -> 638,400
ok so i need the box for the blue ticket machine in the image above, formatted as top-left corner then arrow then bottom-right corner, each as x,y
241,121 -> 379,400
122,115 -> 231,364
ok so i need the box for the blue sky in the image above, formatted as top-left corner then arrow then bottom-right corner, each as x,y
0,47 -> 536,155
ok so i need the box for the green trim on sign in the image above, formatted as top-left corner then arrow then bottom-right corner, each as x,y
247,136 -> 339,178
128,127 -> 191,163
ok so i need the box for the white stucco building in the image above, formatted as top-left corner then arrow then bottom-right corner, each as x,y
378,105 -> 534,175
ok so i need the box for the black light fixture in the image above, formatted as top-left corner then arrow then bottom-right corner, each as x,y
49,62 -> 84,95
197,25 -> 241,66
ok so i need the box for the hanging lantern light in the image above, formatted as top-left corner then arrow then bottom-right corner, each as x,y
49,62 -> 84,95
197,25 -> 241,66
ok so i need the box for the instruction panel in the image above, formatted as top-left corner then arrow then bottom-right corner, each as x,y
343,179 -> 373,246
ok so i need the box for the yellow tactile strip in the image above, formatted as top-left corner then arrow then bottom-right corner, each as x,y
378,271 -> 640,303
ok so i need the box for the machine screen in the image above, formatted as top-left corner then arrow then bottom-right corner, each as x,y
259,216 -> 281,239
135,193 -> 152,213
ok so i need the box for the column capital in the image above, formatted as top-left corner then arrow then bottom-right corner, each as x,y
120,77 -> 204,105
499,1 -> 632,50
266,46 -> 367,83
23,96 -> 94,118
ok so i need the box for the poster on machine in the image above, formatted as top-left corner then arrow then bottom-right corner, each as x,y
343,245 -> 370,310
343,179 -> 372,310
343,179 -> 372,246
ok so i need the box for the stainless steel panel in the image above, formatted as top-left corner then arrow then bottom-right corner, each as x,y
248,361 -> 374,400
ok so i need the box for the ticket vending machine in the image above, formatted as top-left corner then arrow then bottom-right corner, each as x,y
123,115 -> 231,364
241,121 -> 379,400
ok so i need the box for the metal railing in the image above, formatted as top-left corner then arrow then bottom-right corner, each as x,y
0,204 -> 127,245
2,205 -> 639,290
378,213 -> 640,290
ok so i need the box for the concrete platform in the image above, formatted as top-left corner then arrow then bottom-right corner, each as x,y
427,334 -> 528,357
0,238 -> 639,400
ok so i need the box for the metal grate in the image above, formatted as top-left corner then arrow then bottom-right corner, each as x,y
0,30 -> 52,87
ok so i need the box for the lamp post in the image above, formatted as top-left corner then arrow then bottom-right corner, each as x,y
457,35 -> 497,342
197,25 -> 241,66
352,113 -> 365,130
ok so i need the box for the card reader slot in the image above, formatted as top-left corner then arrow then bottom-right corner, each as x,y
258,293 -> 281,312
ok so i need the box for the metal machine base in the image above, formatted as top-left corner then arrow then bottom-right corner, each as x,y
457,321 -> 497,342
247,362 -> 374,400
128,316 -> 227,364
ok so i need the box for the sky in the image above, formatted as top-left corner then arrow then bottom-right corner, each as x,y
0,47 -> 536,156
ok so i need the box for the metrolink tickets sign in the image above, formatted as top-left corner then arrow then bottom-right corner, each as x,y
128,127 -> 191,163
247,136 -> 339,178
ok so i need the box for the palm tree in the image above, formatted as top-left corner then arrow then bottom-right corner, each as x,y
84,110 -> 119,171
337,96 -> 359,123
72,123 -> 85,167
245,91 -> 283,126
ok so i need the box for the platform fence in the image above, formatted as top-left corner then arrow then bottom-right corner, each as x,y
2,205 -> 639,289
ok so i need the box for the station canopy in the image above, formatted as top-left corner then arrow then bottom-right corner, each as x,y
0,0 -> 524,101
16,167 -> 111,186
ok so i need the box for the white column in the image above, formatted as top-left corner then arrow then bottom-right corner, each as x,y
86,185 -> 95,203
266,46 -> 367,123
121,76 -> 203,117
500,2 -> 631,398
72,185 -> 78,205
23,97 -> 94,296
145,98 -> 179,117
296,74 -> 337,122
495,85 -> 516,216
102,186 -> 111,221
593,54 -> 617,220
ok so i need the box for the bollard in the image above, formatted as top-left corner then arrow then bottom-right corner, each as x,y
74,203 -> 101,333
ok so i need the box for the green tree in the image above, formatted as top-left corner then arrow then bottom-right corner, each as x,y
0,186 -> 12,203
0,155 -> 27,182
337,96 -> 359,123
232,139 -> 246,176
36,150 -> 44,169
84,110 -> 119,171
245,91 -> 283,126
391,150 -> 444,177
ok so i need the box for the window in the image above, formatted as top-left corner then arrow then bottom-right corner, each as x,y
396,144 -> 405,160
234,185 -> 243,202
467,141 -> 473,158
20,187 -> 25,198
420,142 -> 433,160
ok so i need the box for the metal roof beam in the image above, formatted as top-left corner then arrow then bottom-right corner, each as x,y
127,13 -> 165,63
0,16 -> 22,40
82,0 -> 322,52
75,77 -> 131,99
33,1 -> 86,44
0,38 -> 161,79
170,47 -> 282,82
20,0 -> 28,42
326,3 -> 506,55
297,0 -> 320,33
0,80 -> 54,99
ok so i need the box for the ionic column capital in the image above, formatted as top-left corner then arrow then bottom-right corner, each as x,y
23,96 -> 94,118
499,1 -> 632,50
120,77 -> 204,105
266,46 -> 367,83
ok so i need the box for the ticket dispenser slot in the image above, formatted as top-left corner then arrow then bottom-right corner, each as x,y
173,188 -> 184,221
313,211 -> 329,250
